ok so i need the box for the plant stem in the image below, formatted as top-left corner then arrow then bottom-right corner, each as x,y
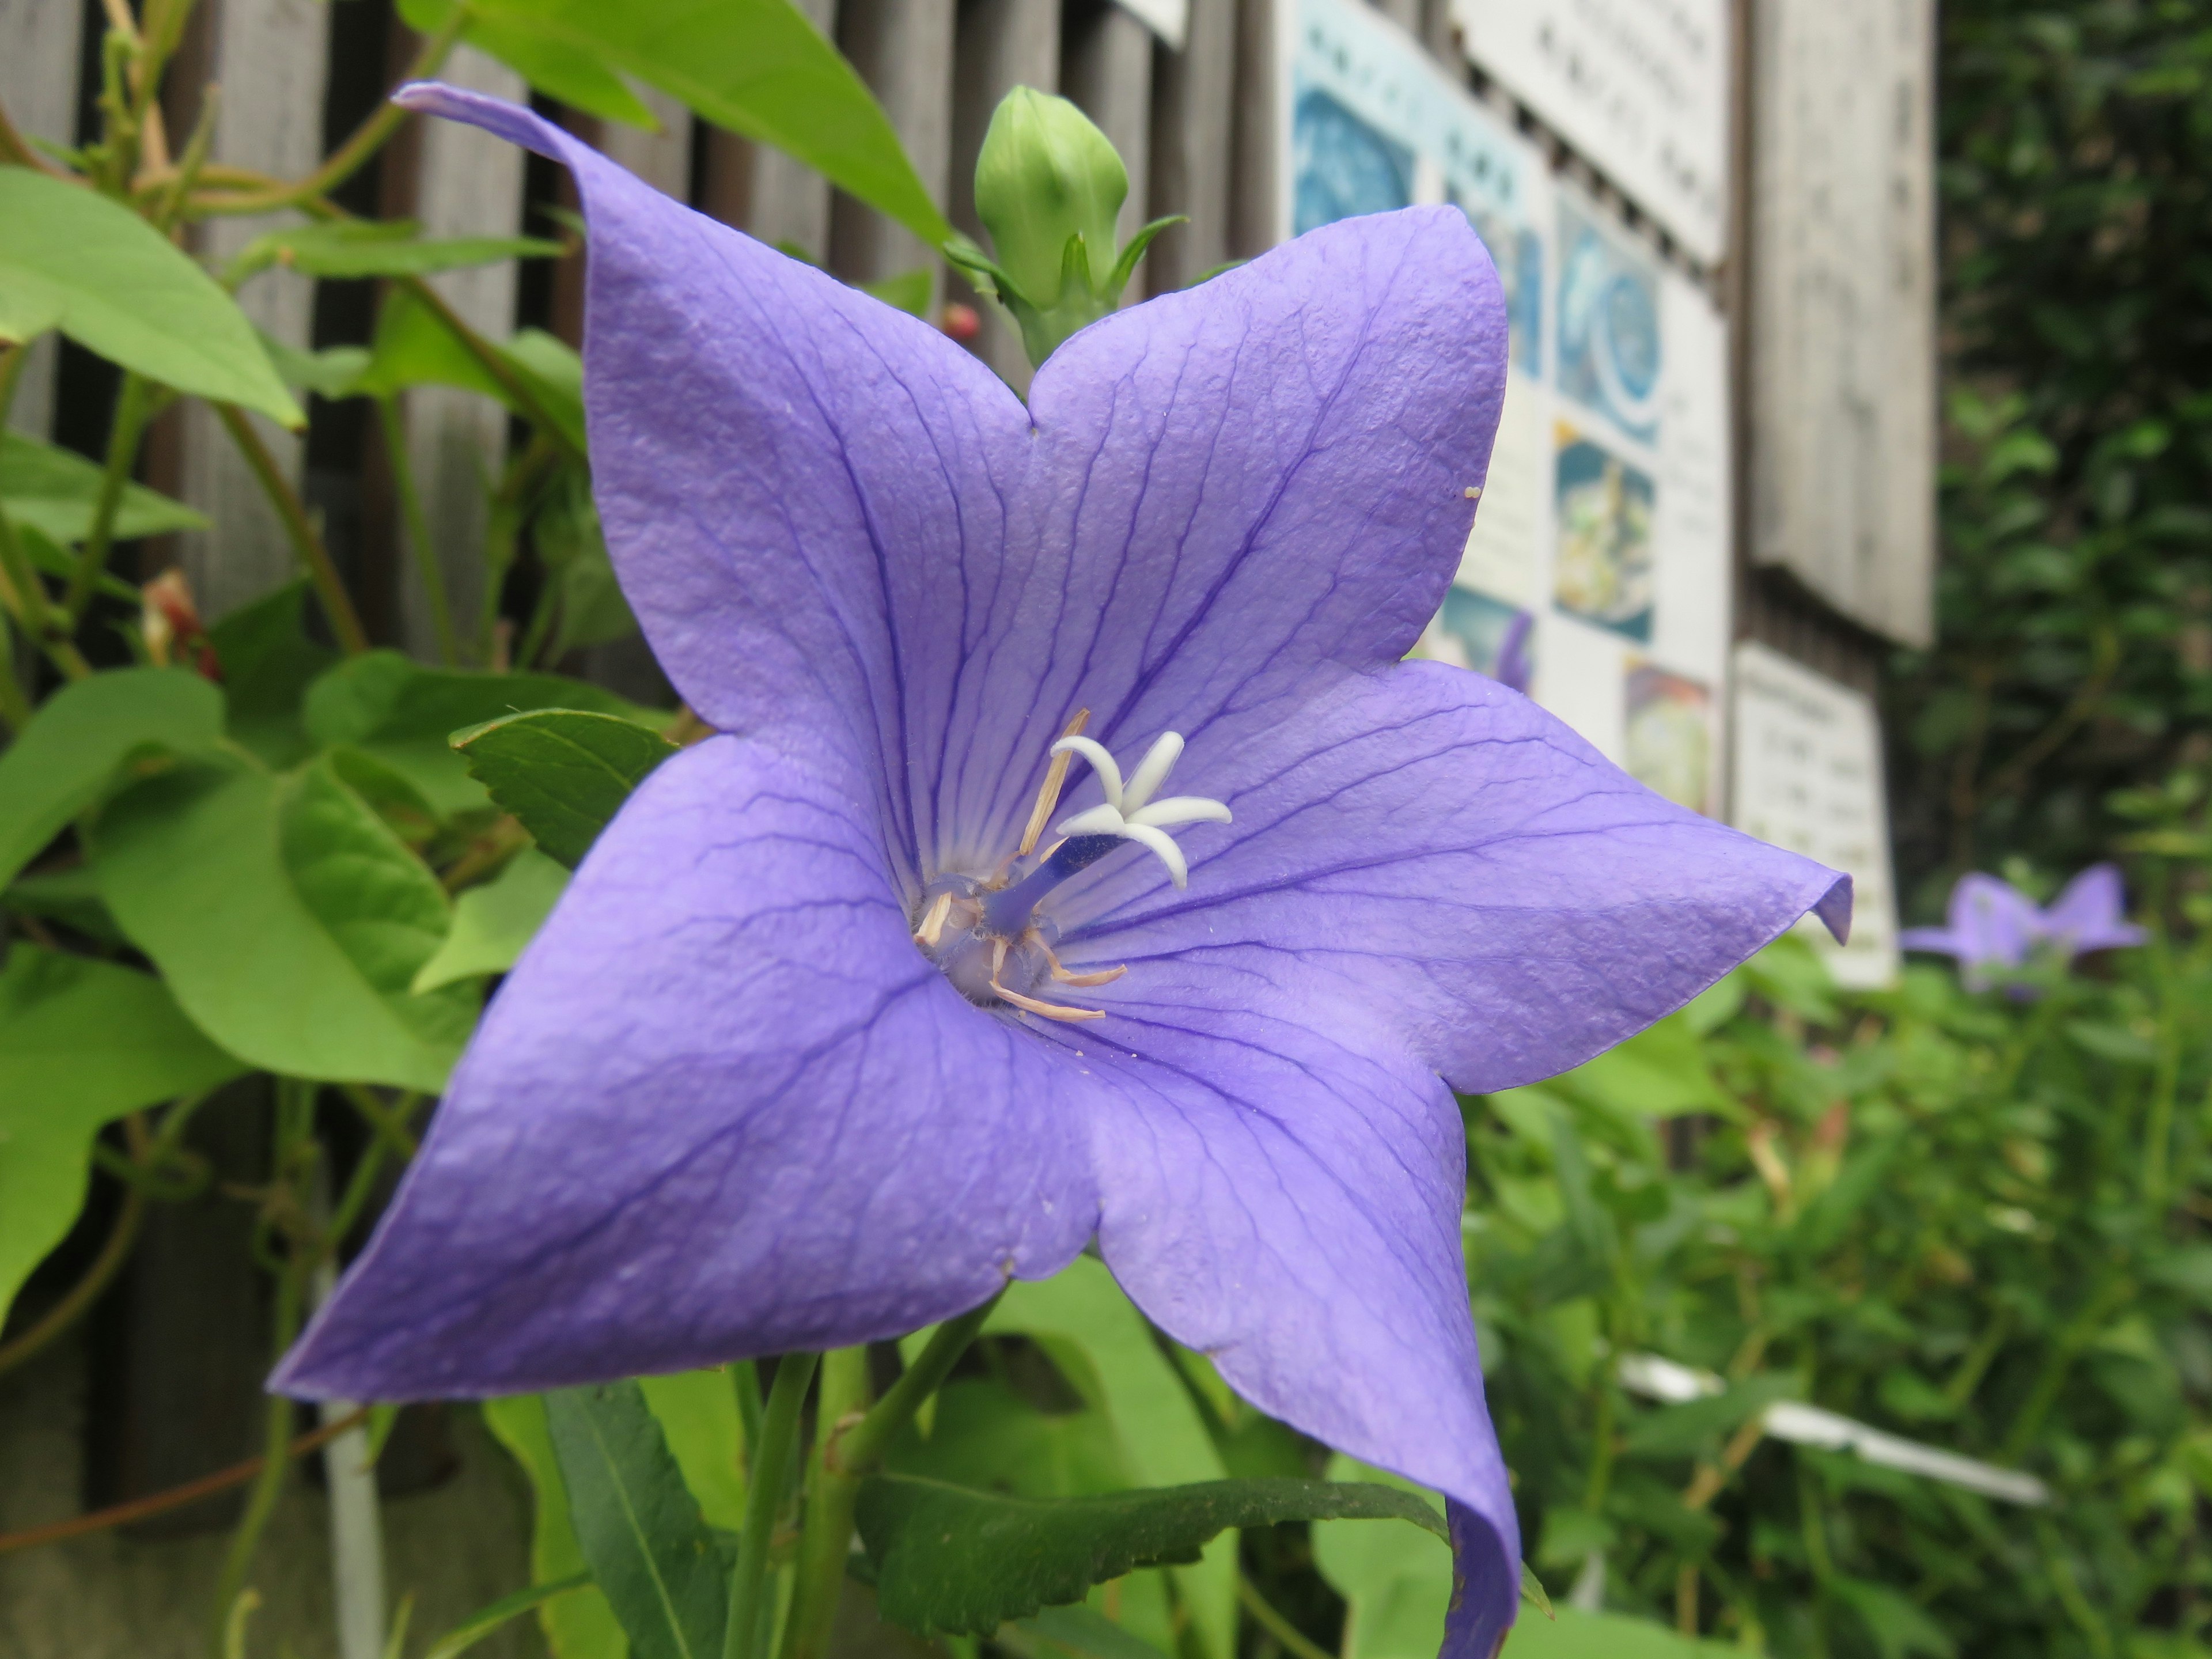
728,1353 -> 820,1659
214,403 -> 372,655
780,1347 -> 874,1659
339,1083 -> 421,1162
828,1292 -> 1001,1478
185,10 -> 466,218
0,612 -> 28,732
1237,1575 -> 1335,1659
376,396 -> 460,665
66,370 -> 153,619
0,1187 -> 145,1376
733,1361 -> 764,1471
398,276 -> 587,464
2000,1272 -> 2129,1462
206,1265 -> 305,1659
0,349 -> 92,682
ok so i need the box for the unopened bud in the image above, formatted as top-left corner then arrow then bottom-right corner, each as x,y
972,88 -> 1126,309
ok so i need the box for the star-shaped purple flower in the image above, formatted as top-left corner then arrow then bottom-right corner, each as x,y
278,86 -> 1850,1654
1900,863 -> 2143,991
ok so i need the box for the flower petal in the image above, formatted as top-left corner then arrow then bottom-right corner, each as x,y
1077,999 -> 1519,1654
275,737 -> 1099,1400
1048,662 -> 1850,1093
2044,863 -> 2146,953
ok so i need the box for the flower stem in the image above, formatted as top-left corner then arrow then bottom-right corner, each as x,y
65,370 -> 153,620
1237,1574 -> 1335,1659
206,1264 -> 305,1659
215,403 -> 372,655
377,395 -> 460,666
727,1352 -> 820,1659
779,1347 -> 874,1659
0,1186 -> 144,1377
829,1292 -> 1000,1479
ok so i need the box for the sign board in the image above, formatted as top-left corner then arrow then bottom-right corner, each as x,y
1448,0 -> 1730,266
1280,0 -> 1736,821
1748,0 -> 1937,645
1729,642 -> 1900,987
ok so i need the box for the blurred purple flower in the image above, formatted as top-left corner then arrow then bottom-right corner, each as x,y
1493,610 -> 1534,696
279,88 -> 1849,1654
1900,863 -> 2144,990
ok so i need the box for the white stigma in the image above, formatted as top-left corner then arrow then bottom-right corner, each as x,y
1048,732 -> 1232,889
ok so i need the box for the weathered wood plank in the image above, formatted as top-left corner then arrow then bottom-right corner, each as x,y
1145,0 -> 1234,293
398,43 -> 525,663
832,0 -> 957,286
594,84 -> 691,200
1063,0 -> 1153,268
1,0 -> 84,441
174,0 -> 331,619
1228,0 -> 1277,261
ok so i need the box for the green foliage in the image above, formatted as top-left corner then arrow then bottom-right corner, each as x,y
483,1395 -> 630,1659
545,1381 -> 733,1659
0,667 -> 223,888
1,431 -> 207,543
856,1474 -> 1444,1636
0,946 -> 243,1323
452,710 -> 680,869
228,221 -> 562,283
1892,0 -> 2212,897
0,167 -> 301,425
410,847 -> 567,991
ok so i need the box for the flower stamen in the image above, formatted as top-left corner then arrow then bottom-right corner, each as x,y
990,976 -> 1109,1022
913,890 -> 954,948
1018,708 -> 1093,857
1044,942 -> 1127,987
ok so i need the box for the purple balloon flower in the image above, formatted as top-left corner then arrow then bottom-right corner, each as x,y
278,86 -> 1849,1654
1900,863 -> 2145,991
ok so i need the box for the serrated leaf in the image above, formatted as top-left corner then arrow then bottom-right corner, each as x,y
302,651 -> 652,815
1,429 -> 209,543
0,947 -> 245,1327
452,709 -> 680,868
90,753 -> 476,1090
483,1396 -> 630,1659
546,1381 -> 729,1659
411,847 -> 568,991
0,167 -> 301,424
991,1258 -> 1236,1659
0,667 -> 224,891
857,1474 -> 1445,1637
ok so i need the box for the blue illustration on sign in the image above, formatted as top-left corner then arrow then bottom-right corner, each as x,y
1459,195 -> 1543,374
1556,201 -> 1662,441
1293,88 -> 1412,234
1554,430 -> 1655,642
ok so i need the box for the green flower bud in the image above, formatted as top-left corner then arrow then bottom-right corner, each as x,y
972,87 -> 1127,309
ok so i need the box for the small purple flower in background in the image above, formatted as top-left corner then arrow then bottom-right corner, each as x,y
1900,863 -> 2145,991
278,87 -> 1849,1654
1492,610 -> 1535,696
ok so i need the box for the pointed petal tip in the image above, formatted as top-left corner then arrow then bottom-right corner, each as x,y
389,81 -> 563,161
1814,871 -> 1853,945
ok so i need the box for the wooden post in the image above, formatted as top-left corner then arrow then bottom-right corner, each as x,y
1146,0 -> 1235,294
832,0 -> 957,287
397,44 -> 525,664
949,0 -> 1059,388
173,0 -> 332,619
1063,0 -> 1154,266
1228,0 -> 1277,262
0,0 -> 83,442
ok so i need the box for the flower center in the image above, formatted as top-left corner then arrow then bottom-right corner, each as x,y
910,713 -> 1230,1022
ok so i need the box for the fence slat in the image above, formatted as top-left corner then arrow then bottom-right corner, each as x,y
174,0 -> 331,619
1228,0 -> 1277,262
949,0 -> 1059,387
1145,0 -> 1234,294
1,0 -> 84,442
833,0 -> 958,286
596,85 -> 692,200
1063,0 -> 1153,264
399,43 -> 525,663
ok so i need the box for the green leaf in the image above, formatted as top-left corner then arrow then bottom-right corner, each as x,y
90,752 -> 476,1090
3,865 -> 126,945
1001,1604 -> 1175,1659
533,471 -> 637,660
354,291 -> 586,453
1620,1375 -> 1797,1459
232,219 -> 563,282
1501,1607 -> 1738,1659
0,948 -> 245,1326
862,269 -> 935,317
451,709 -> 680,868
450,0 -> 953,249
411,846 -> 568,991
0,167 -> 302,425
303,652 -> 653,815
545,1381 -> 730,1659
1312,1458 -> 1451,1659
483,1396 -> 630,1659
0,666 -> 225,891
638,1369 -> 749,1532
1563,1012 -> 1731,1120
991,1257 -> 1237,1659
422,1573 -> 596,1659
857,1474 -> 1446,1637
2,430 -> 209,543
398,0 -> 663,128
256,328 -> 373,400
205,580 -> 338,766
